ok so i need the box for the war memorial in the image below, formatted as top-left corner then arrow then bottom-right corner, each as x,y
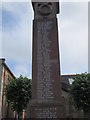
28,1 -> 66,118
0,1 -> 87,119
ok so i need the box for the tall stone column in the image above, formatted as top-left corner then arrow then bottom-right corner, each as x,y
28,1 -> 66,118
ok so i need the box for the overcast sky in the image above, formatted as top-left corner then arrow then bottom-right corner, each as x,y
0,1 -> 88,78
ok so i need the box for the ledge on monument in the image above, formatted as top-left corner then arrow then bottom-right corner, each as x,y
29,97 -> 66,106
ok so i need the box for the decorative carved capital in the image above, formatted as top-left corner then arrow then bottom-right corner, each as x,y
32,2 -> 59,19
38,3 -> 52,16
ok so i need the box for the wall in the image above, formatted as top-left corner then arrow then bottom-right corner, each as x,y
0,60 -> 3,120
2,65 -> 15,118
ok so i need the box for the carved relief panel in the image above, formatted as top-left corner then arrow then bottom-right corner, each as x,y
32,2 -> 59,19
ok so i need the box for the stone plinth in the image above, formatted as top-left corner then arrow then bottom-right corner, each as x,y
27,98 -> 66,118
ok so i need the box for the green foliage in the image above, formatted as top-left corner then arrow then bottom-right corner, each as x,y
69,73 -> 90,113
5,75 -> 32,113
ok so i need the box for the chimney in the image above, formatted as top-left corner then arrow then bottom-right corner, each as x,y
0,58 -> 5,64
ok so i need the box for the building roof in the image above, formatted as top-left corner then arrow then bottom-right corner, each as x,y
61,74 -> 76,92
0,58 -> 15,79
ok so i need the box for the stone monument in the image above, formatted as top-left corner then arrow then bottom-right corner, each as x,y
28,1 -> 66,118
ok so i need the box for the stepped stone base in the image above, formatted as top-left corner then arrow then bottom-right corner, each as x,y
26,98 -> 66,118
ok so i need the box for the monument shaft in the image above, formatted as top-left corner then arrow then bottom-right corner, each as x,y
32,18 -> 61,100
29,2 -> 66,118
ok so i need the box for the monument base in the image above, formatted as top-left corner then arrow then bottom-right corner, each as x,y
26,98 -> 66,118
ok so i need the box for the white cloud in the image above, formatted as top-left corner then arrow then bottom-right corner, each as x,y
58,2 -> 88,74
0,3 -> 2,57
2,2 -> 33,61
0,31 -> 2,57
1,2 -> 88,78
2,2 -> 33,77
0,0 -> 89,2
13,63 -> 31,78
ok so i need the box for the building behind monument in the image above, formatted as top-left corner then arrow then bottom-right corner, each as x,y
0,59 -> 84,118
0,58 -> 15,119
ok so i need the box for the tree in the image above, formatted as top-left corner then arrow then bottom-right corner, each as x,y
69,73 -> 90,118
5,75 -> 32,119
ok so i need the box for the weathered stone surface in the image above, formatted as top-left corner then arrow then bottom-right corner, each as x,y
32,18 -> 62,101
26,98 -> 66,118
0,59 -> 3,91
0,59 -> 3,120
32,2 -> 59,19
29,1 -> 66,118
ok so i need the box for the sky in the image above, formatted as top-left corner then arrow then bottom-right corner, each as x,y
0,1 -> 88,78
